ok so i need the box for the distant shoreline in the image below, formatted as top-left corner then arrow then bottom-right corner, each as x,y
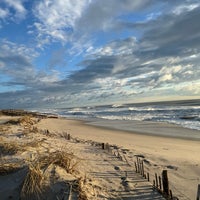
1,108 -> 200,140
60,116 -> 200,141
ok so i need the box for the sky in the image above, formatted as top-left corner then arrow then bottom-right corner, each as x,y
0,0 -> 200,109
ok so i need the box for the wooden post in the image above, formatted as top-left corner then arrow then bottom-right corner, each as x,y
159,176 -> 162,190
134,162 -> 138,173
155,173 -> 158,188
196,184 -> 200,200
102,143 -> 105,149
137,157 -> 140,173
67,134 -> 71,140
153,180 -> 155,188
170,190 -> 173,199
162,170 -> 169,196
147,172 -> 150,181
141,160 -> 144,177
140,160 -> 143,175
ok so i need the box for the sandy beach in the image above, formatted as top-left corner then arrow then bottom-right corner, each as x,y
0,111 -> 200,199
37,117 -> 200,199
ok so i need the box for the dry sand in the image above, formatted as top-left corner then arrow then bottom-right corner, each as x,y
37,117 -> 200,199
0,114 -> 200,199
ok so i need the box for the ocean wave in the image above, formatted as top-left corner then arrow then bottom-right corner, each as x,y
41,101 -> 200,131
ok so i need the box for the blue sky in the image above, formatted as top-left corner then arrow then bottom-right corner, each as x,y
0,0 -> 200,109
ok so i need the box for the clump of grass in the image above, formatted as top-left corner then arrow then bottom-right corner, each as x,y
3,115 -> 35,130
20,150 -> 81,199
0,142 -> 19,155
38,151 -> 80,174
0,139 -> 41,156
77,178 -> 89,200
0,160 -> 24,175
19,116 -> 34,125
20,163 -> 44,200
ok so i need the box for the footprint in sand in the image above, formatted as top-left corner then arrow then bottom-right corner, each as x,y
114,166 -> 120,170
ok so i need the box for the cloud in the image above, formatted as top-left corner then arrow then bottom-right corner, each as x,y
61,4 -> 200,100
0,39 -> 61,95
1,1 -> 200,109
33,0 -> 90,45
172,2 -> 200,15
32,0 -> 154,51
175,81 -> 200,95
76,0 -> 152,32
139,7 -> 200,56
0,7 -> 8,19
0,0 -> 27,21
0,39 -> 38,59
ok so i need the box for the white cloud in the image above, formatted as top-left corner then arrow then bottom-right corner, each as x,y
0,7 -> 9,19
173,3 -> 200,15
176,81 -> 200,95
93,37 -> 137,58
33,0 -> 90,44
159,74 -> 173,82
38,70 -> 60,84
0,39 -> 38,59
158,65 -> 182,83
146,12 -> 161,21
32,0 -> 151,50
0,39 -> 61,91
3,0 -> 27,20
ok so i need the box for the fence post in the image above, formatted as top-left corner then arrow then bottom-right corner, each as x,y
102,143 -> 105,149
137,157 -> 140,173
170,190 -> 173,199
147,172 -> 150,182
162,170 -> 169,196
153,180 -> 155,188
159,176 -> 162,190
141,160 -> 145,177
67,134 -> 71,140
197,184 -> 200,200
155,173 -> 158,188
134,162 -> 138,173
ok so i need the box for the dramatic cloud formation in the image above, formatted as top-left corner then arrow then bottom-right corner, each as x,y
0,0 -> 199,109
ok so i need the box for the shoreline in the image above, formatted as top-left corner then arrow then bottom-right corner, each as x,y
58,116 -> 200,141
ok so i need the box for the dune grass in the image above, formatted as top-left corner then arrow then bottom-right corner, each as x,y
0,160 -> 24,175
0,141 -> 19,155
20,163 -> 43,200
20,150 -> 87,200
0,138 -> 41,156
38,151 -> 80,174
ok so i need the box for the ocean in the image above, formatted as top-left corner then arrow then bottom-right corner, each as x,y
40,99 -> 200,131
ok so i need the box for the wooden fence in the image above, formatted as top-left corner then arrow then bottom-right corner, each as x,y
58,133 -> 199,200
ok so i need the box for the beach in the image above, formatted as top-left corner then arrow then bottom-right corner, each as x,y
0,112 -> 200,199
38,117 -> 200,199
